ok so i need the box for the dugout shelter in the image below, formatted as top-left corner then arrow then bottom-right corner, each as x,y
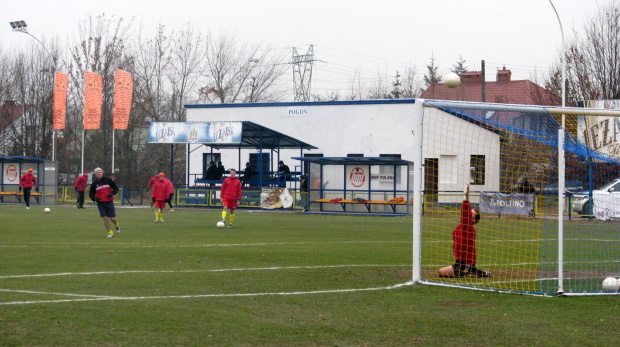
0,156 -> 58,205
294,156 -> 411,215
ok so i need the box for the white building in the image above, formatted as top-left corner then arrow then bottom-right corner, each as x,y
184,99 -> 500,201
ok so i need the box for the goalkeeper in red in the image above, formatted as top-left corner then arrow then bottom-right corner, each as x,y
219,168 -> 242,228
439,184 -> 490,277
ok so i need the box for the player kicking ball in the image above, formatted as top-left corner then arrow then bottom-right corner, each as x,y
219,168 -> 242,228
439,183 -> 491,278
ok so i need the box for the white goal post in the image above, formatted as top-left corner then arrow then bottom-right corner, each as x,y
412,99 -> 620,296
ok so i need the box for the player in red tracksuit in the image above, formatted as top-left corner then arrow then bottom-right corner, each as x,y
219,168 -> 242,228
152,173 -> 174,223
89,167 -> 120,238
74,171 -> 89,209
19,168 -> 38,209
439,184 -> 490,278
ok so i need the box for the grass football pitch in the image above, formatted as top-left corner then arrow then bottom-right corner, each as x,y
1,204 -> 619,346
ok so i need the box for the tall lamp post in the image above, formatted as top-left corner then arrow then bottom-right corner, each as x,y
10,20 -> 58,161
548,0 -> 566,295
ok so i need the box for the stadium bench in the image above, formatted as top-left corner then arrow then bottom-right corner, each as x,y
0,191 -> 43,203
313,198 -> 407,214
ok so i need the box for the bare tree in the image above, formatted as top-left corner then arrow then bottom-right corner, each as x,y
546,0 -> 620,104
400,63 -> 423,98
168,22 -> 204,120
1,41 -> 58,158
66,14 -> 132,175
365,67 -> 391,99
200,33 -> 288,103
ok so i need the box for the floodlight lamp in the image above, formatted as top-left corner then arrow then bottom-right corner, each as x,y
9,22 -> 17,29
19,20 -> 27,28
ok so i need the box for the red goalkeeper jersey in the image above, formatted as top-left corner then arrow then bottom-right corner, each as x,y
452,200 -> 477,266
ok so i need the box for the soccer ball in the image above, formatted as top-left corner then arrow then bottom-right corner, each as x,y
602,277 -> 620,291
44,208 -> 50,213
444,72 -> 461,88
217,221 -> 225,228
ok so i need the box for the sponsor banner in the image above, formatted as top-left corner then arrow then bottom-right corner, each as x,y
3,163 -> 20,184
346,165 -> 369,190
113,69 -> 133,130
83,71 -> 103,130
577,100 -> 620,158
287,106 -> 308,116
370,173 -> 395,181
479,192 -> 534,216
52,72 -> 68,130
592,194 -> 620,220
148,122 -> 242,143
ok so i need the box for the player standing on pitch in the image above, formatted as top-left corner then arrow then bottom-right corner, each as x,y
74,171 -> 88,209
152,173 -> 174,223
19,168 -> 38,210
219,168 -> 242,228
439,183 -> 491,278
89,168 -> 121,238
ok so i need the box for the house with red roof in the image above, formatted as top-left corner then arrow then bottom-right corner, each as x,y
420,67 -> 559,106
0,100 -> 29,155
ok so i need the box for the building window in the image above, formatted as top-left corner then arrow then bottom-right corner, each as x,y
470,155 -> 485,185
379,154 -> 401,159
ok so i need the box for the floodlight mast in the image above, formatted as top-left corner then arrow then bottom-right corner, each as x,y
10,20 -> 59,161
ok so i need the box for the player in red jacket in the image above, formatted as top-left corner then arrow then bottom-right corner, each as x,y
439,184 -> 490,278
219,168 -> 242,228
152,173 -> 174,223
74,171 -> 89,209
19,168 -> 39,209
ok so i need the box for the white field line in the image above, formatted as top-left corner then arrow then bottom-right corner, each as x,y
0,264 -> 413,306
0,240 -> 409,248
0,264 -> 407,280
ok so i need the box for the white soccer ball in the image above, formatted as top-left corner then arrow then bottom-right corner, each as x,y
444,72 -> 461,88
217,221 -> 225,228
44,208 -> 51,213
602,277 -> 620,291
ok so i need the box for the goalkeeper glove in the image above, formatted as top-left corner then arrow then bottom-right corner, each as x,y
107,192 -> 114,198
36,187 -> 39,192
18,186 -> 22,192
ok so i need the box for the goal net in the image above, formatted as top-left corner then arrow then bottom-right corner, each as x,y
412,99 -> 620,295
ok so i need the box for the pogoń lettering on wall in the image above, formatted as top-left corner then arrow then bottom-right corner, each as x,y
148,122 -> 242,144
479,192 -> 535,216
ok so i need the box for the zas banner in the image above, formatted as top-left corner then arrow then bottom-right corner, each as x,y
83,71 -> 103,130
113,69 -> 133,130
52,71 -> 68,130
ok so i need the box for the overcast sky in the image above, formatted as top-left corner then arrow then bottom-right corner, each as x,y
0,0 -> 604,98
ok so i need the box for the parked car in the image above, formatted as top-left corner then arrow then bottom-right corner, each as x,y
571,178 -> 620,217
539,180 -> 584,195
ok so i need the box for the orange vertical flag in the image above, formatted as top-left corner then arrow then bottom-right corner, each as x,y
83,71 -> 103,130
113,69 -> 133,130
52,72 -> 68,130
